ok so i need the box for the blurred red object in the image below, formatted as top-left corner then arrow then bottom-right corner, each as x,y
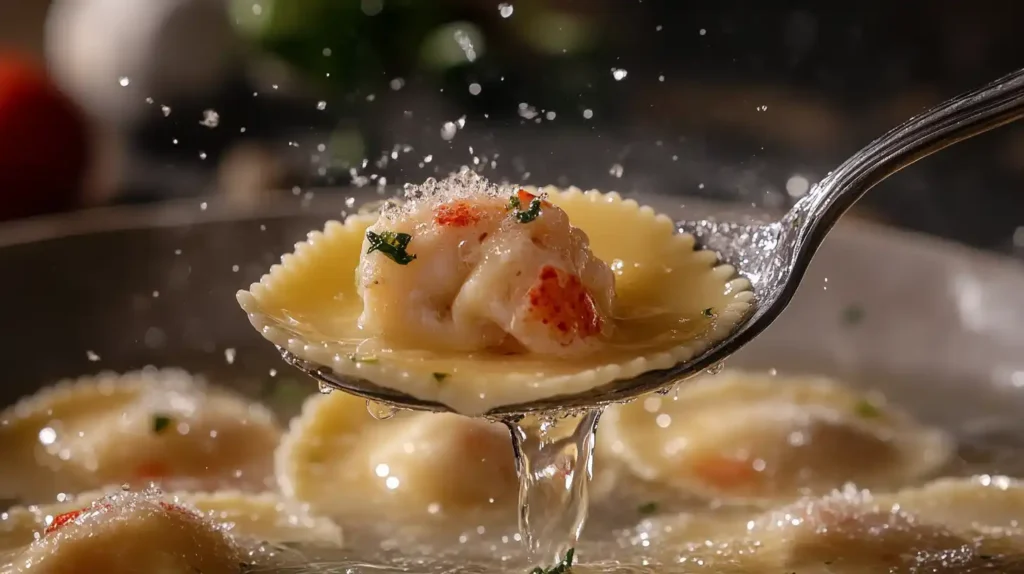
0,54 -> 90,221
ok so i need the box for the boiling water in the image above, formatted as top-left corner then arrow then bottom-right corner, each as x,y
239,366 -> 1024,574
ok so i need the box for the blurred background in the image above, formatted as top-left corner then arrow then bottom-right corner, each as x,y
1,0 -> 1023,255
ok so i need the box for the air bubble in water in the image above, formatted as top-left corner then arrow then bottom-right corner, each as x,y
582,109 -> 593,119
160,105 -> 172,117
366,400 -> 397,420
118,76 -> 130,87
469,83 -> 482,95
498,3 -> 514,18
317,101 -> 327,110
609,164 -> 624,178
224,348 -> 236,365
611,68 -> 628,81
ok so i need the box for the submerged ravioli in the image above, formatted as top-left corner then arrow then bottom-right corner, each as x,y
0,369 -> 282,502
275,391 -> 518,522
640,487 -> 1024,573
600,370 -> 952,503
1,493 -> 243,574
886,475 -> 1024,535
238,171 -> 753,414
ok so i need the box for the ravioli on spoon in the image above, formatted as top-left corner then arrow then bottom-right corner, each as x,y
237,171 -> 753,415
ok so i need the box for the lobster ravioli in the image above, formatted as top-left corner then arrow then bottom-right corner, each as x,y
238,170 -> 753,414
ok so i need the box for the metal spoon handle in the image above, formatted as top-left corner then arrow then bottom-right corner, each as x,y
792,66 -> 1024,253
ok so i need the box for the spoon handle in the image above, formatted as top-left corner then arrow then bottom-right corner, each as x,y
792,66 -> 1024,249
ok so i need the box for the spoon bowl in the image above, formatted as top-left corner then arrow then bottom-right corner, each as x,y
278,67 -> 1024,418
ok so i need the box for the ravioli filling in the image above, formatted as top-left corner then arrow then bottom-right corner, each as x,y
357,187 -> 616,358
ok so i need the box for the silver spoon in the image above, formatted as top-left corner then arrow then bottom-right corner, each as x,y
281,66 -> 1024,418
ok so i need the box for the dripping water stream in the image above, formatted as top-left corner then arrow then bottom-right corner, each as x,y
504,409 -> 603,567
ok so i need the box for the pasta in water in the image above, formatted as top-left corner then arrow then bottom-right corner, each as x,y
237,170 -> 753,414
2,493 -> 243,574
276,391 -> 518,522
599,370 -> 953,503
638,486 -> 1024,573
0,489 -> 342,573
0,369 -> 281,503
886,475 -> 1024,534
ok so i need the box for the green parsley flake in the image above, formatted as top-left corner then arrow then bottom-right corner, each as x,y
432,372 -> 449,383
366,230 -> 416,265
637,501 -> 658,515
347,353 -> 379,364
530,547 -> 575,574
854,399 -> 882,418
508,194 -> 543,223
152,415 -> 172,434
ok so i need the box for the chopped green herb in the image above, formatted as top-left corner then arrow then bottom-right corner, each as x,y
152,415 -> 172,434
432,372 -> 449,383
701,307 -> 715,318
347,353 -> 379,364
365,230 -> 416,265
637,501 -> 658,515
854,399 -> 882,418
841,304 -> 865,325
508,194 -> 543,223
530,547 -> 575,574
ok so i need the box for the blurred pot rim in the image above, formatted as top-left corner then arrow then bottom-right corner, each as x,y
0,192 -> 1019,278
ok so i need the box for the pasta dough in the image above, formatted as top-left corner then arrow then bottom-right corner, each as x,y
276,391 -> 518,522
600,370 -> 952,503
0,489 -> 342,573
2,493 -> 243,574
0,368 -> 282,502
238,171 -> 754,414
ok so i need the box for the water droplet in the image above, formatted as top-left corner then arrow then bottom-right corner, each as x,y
390,78 -> 405,91
582,109 -> 594,119
498,3 -> 514,18
317,101 -> 327,111
317,382 -> 333,395
86,350 -> 100,362
699,28 -> 707,36
706,361 -> 726,375
609,163 -> 624,178
468,82 -> 482,95
322,47 -> 332,57
224,348 -> 236,365
160,106 -> 172,117
611,68 -> 628,81
199,109 -> 220,128
453,28 -> 477,62
366,400 -> 397,420
118,76 -> 130,87
199,151 -> 207,160
441,121 -> 458,141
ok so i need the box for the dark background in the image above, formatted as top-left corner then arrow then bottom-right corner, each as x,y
3,0 -> 1023,255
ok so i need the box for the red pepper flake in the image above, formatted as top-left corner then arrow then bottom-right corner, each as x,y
526,265 -> 603,343
45,503 -> 112,534
434,201 -> 482,227
516,189 -> 551,208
